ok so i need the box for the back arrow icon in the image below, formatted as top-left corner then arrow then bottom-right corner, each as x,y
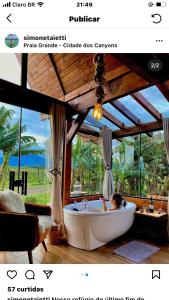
7,14 -> 12,23
151,13 -> 162,24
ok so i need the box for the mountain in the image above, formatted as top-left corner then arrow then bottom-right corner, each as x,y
0,154 -> 46,167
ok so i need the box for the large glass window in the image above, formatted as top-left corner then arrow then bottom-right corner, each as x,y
141,131 -> 168,199
112,131 -> 168,200
112,135 -> 140,196
71,131 -> 168,200
20,109 -> 51,204
0,102 -> 51,205
0,103 -> 20,190
71,134 -> 104,197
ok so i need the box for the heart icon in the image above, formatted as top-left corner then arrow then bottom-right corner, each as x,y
7,270 -> 17,279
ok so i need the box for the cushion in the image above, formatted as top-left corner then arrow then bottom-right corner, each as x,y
0,190 -> 26,213
38,215 -> 54,235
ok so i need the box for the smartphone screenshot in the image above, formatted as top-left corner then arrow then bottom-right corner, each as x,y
0,1 -> 169,300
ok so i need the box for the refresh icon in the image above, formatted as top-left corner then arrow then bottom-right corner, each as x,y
151,13 -> 162,23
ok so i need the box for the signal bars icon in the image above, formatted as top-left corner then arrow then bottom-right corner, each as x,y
2,1 -> 44,7
3,2 -> 11,7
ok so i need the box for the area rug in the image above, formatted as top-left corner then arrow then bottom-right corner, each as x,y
113,241 -> 160,263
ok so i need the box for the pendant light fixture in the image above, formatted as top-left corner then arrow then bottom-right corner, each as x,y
92,54 -> 106,121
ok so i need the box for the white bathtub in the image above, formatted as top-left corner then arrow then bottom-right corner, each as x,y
63,200 -> 136,250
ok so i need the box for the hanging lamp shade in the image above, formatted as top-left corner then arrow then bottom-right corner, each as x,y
92,103 -> 103,120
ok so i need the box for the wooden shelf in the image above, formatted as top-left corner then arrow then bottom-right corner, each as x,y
135,210 -> 167,219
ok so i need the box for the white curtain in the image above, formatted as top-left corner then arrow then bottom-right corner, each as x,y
49,103 -> 66,232
163,118 -> 169,236
100,126 -> 114,198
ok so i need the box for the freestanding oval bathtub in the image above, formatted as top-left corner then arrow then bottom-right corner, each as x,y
63,200 -> 136,250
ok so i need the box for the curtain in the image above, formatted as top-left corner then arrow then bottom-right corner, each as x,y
163,118 -> 169,237
49,103 -> 66,234
100,126 -> 114,198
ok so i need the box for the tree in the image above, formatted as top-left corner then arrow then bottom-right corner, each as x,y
112,138 -> 140,195
0,106 -> 44,190
112,132 -> 168,197
141,132 -> 168,195
72,135 -> 104,194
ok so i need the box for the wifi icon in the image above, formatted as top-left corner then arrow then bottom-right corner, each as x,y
37,2 -> 44,7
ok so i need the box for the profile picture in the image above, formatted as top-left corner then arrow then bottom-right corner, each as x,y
5,34 -> 19,48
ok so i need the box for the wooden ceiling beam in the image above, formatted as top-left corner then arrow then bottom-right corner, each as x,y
113,121 -> 162,138
21,54 -> 28,89
78,124 -> 124,142
111,99 -> 155,138
66,109 -> 90,144
102,107 -> 125,129
48,53 -> 66,97
111,54 -> 155,84
157,83 -> 169,102
110,101 -> 152,137
78,123 -> 99,137
111,100 -> 140,125
69,72 -> 149,112
132,92 -> 162,122
0,78 -> 67,114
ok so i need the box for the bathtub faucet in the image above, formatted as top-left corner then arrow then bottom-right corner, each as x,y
82,199 -> 88,209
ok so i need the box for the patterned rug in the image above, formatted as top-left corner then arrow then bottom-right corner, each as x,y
113,240 -> 160,263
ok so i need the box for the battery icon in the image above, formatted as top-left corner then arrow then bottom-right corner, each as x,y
156,2 -> 167,6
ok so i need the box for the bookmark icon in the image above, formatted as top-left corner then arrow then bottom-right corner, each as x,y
152,270 -> 160,279
43,270 -> 53,279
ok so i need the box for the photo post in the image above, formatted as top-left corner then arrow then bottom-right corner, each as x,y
0,1 -> 169,300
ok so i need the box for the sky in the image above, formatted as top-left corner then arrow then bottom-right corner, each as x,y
0,54 -> 51,148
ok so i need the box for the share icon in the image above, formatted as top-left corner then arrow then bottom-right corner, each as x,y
43,270 -> 53,279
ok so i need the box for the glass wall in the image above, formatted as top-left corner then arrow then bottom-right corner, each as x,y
112,135 -> 140,196
0,102 -> 51,205
112,131 -> 168,200
71,131 -> 168,200
20,109 -> 51,204
0,103 -> 20,191
141,131 -> 168,198
71,134 -> 104,197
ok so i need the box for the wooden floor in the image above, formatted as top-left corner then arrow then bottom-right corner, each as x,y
1,236 -> 169,264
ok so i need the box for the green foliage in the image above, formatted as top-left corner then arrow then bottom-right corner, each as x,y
72,132 -> 168,198
23,193 -> 50,205
113,132 -> 168,197
72,135 -> 104,194
141,133 -> 168,195
113,138 -> 139,195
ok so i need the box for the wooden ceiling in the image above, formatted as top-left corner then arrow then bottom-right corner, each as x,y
27,53 -> 169,140
28,53 -> 123,99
